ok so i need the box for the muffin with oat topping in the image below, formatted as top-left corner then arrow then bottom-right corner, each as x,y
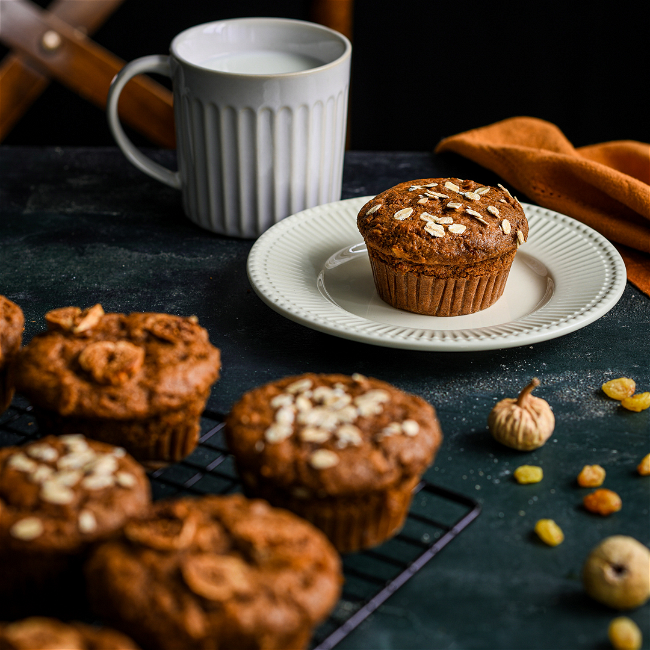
225,373 -> 443,552
0,295 -> 23,414
357,178 -> 528,316
12,305 -> 221,465
0,618 -> 141,650
0,434 -> 150,618
85,493 -> 342,650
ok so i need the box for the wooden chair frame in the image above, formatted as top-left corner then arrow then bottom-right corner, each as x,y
0,0 -> 352,147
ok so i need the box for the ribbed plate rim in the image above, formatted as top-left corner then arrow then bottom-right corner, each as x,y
246,197 -> 627,351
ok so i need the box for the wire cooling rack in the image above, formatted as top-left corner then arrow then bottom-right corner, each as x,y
0,398 -> 481,650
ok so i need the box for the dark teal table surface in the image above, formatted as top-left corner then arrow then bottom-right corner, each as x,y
1,147 -> 648,649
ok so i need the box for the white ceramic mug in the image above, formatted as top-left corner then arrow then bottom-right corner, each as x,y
107,17 -> 351,238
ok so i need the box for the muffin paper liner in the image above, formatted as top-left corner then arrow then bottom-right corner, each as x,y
242,474 -> 420,553
369,254 -> 511,316
32,400 -> 205,465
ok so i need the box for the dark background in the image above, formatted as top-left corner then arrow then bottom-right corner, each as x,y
2,0 -> 649,150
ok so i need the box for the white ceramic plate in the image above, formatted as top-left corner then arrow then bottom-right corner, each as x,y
247,197 -> 626,351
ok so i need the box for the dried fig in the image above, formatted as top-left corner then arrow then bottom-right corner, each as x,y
488,378 -> 555,451
78,340 -> 144,385
582,536 -> 650,610
181,554 -> 252,601
45,304 -> 104,334
138,314 -> 200,343
124,514 -> 197,551
44,307 -> 80,332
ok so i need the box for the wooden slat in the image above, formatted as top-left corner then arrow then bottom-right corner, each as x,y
311,0 -> 354,40
0,53 -> 50,140
311,0 -> 354,148
0,0 -> 126,141
0,0 -> 174,147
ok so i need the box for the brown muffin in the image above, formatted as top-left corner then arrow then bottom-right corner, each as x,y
0,435 -> 151,618
85,494 -> 342,650
0,296 -> 23,414
12,305 -> 221,465
357,178 -> 529,316
0,617 -> 140,650
225,373 -> 443,552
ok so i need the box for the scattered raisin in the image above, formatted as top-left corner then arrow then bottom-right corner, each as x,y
514,465 -> 543,484
534,519 -> 564,546
583,489 -> 622,516
608,616 -> 642,650
602,378 -> 636,400
577,464 -> 606,487
637,454 -> 650,476
621,392 -> 650,412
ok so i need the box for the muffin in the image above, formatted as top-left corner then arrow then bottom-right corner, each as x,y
85,494 -> 342,650
0,296 -> 23,414
0,618 -> 140,650
357,178 -> 528,316
0,434 -> 150,618
12,305 -> 221,465
225,372 -> 443,552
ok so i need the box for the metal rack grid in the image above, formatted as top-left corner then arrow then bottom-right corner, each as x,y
0,398 -> 481,650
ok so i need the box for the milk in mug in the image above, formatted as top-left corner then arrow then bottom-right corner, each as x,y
199,50 -> 323,74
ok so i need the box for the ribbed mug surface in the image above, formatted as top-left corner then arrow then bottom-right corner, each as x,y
174,90 -> 349,238
169,18 -> 351,238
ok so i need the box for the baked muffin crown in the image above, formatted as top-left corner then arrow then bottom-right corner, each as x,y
225,373 -> 443,496
0,296 -> 24,414
86,494 -> 342,647
13,305 -> 221,418
0,618 -> 141,650
0,435 -> 150,553
357,178 -> 528,265
0,295 -> 24,366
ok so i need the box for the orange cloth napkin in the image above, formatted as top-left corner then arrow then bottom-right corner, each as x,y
435,117 -> 650,296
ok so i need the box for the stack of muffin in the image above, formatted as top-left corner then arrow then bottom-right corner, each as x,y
0,177 -> 468,649
0,299 -> 351,650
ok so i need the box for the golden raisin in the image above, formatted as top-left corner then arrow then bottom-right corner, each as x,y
514,465 -> 544,484
637,454 -> 650,476
602,377 -> 636,400
608,617 -> 642,650
621,392 -> 650,412
583,489 -> 622,516
534,519 -> 564,546
577,464 -> 606,487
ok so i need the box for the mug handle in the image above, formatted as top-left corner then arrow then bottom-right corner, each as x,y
106,55 -> 181,190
